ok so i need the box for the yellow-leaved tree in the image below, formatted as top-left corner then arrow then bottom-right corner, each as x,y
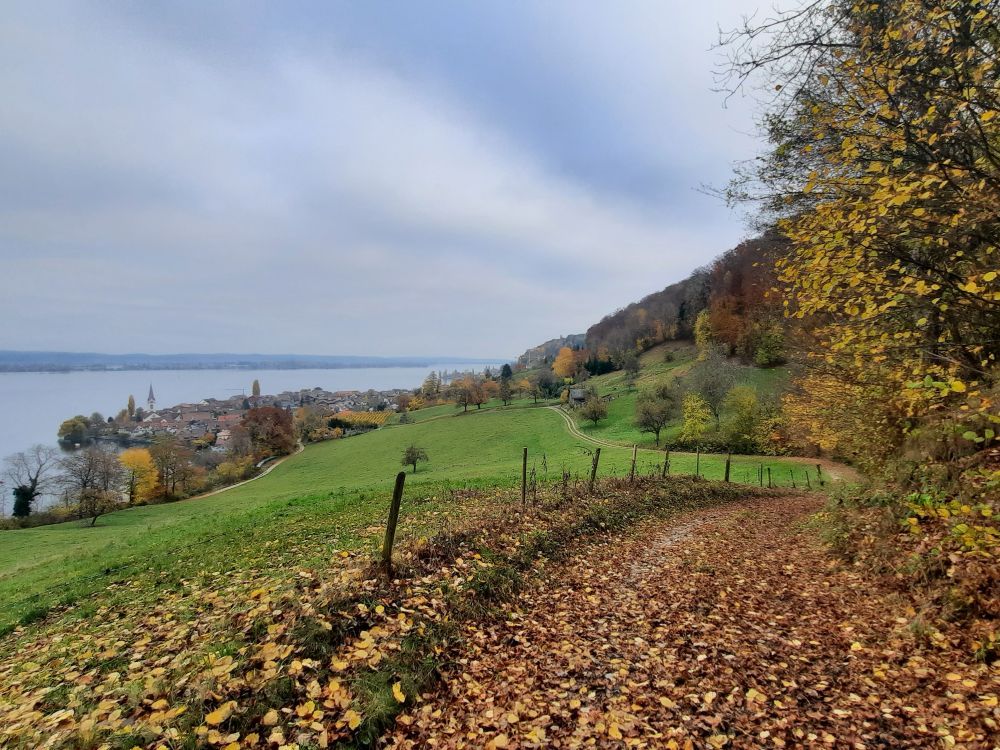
552,347 -> 578,379
722,0 -> 1000,483
119,448 -> 158,505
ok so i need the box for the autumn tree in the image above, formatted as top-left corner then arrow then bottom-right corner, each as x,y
578,394 -> 608,426
679,393 -> 713,443
150,435 -> 194,499
119,448 -> 158,505
499,378 -> 513,406
127,394 -> 136,419
720,0 -> 1000,475
252,379 -> 261,397
58,415 -> 91,445
241,406 -> 296,456
721,385 -> 761,453
401,445 -> 429,473
687,352 -> 738,429
552,347 -> 578,379
3,445 -> 58,517
634,385 -> 679,445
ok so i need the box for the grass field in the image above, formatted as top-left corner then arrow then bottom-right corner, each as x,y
0,399 -> 815,634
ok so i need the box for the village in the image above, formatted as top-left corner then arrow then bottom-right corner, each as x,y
118,383 -> 413,450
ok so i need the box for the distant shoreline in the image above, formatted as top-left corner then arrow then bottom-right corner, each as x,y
0,352 -> 507,374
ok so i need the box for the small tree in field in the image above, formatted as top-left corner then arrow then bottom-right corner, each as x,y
578,395 -> 608,426
401,445 -> 429,473
634,385 -> 678,445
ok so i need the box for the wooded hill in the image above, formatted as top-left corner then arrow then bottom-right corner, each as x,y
583,231 -> 789,366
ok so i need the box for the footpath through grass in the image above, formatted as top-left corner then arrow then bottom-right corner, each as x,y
0,404 -> 811,635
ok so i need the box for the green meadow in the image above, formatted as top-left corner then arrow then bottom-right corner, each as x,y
0,351 -> 818,634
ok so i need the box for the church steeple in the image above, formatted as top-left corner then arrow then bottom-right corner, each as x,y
147,384 -> 156,411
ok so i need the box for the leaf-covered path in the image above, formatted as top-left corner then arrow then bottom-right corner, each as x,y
389,494 -> 999,749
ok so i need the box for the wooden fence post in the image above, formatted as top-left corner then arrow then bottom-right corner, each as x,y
805,470 -> 812,490
661,448 -> 670,478
767,467 -> 772,489
789,469 -> 796,489
724,453 -> 731,483
629,444 -> 637,482
521,447 -> 528,505
589,448 -> 601,492
816,463 -> 825,487
381,471 -> 407,575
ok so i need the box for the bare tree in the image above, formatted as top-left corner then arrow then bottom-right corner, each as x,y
4,445 -> 59,517
60,446 -> 125,525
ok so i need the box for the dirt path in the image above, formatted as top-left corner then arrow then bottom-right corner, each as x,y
389,495 -> 998,749
548,405 -> 859,483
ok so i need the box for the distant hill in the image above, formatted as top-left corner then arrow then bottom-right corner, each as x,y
0,351 -> 503,373
516,334 -> 586,368
585,232 -> 789,362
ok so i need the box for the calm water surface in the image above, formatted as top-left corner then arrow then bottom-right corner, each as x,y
0,364 -> 500,462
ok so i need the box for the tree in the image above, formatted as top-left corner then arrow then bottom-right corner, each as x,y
4,445 -> 59,517
721,385 -> 761,453
499,378 -> 513,406
622,351 -> 641,391
396,393 -> 412,412
679,393 -> 713,443
421,372 -> 441,398
552,347 -> 578,379
500,363 -> 513,381
119,448 -> 158,505
720,0 -> 1000,475
517,377 -> 540,404
450,376 -> 474,412
578,395 -> 608,426
687,352 -> 738,429
150,435 -> 194,498
535,368 -> 560,398
634,385 -> 678,446
469,380 -> 492,409
293,405 -> 328,443
401,445 -> 429,473
127,394 -> 136,419
58,415 -> 90,445
694,309 -> 717,360
241,407 -> 296,456
60,446 -> 124,525
252,379 -> 261,397
12,486 -> 34,518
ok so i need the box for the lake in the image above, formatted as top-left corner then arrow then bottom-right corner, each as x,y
0,363 -> 502,463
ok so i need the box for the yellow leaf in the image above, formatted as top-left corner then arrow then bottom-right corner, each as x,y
949,380 -> 967,393
345,709 -> 362,730
608,723 -> 623,740
262,709 -> 279,726
850,642 -> 864,651
392,681 -> 406,703
492,734 -> 510,749
205,702 -> 234,726
708,735 -> 730,748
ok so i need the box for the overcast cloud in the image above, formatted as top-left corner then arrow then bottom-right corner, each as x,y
0,0 -> 763,358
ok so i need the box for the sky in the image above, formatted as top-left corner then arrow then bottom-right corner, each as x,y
0,0 -> 765,359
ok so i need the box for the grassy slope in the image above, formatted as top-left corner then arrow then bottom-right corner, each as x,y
0,348 -> 808,633
576,342 -> 790,448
